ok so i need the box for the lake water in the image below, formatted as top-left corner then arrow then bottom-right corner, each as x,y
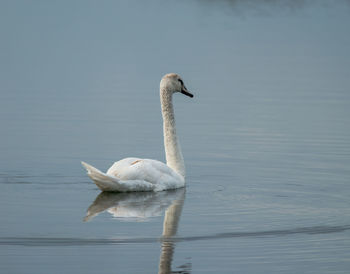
1,1 -> 350,273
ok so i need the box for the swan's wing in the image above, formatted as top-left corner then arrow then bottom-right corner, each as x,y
106,158 -> 185,191
81,161 -> 155,192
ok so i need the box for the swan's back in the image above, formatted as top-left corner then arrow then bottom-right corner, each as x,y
107,158 -> 184,191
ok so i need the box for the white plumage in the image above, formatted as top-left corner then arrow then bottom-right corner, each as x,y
82,73 -> 193,192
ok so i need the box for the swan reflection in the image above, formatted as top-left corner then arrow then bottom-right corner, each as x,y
84,188 -> 190,273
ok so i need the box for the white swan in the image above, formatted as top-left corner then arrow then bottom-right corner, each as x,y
81,73 -> 193,192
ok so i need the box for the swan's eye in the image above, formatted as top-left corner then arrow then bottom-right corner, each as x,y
178,79 -> 184,86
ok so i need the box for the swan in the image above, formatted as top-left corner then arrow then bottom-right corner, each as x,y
81,73 -> 193,192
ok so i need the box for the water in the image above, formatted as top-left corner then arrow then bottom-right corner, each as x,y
1,0 -> 350,273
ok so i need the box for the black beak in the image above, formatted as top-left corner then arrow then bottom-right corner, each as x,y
181,86 -> 194,98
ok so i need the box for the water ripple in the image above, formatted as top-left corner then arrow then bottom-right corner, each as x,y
1,225 -> 349,246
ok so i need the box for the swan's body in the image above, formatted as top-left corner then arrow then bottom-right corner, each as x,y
82,73 -> 193,192
81,158 -> 183,192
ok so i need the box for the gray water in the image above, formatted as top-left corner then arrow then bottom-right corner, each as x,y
1,1 -> 350,273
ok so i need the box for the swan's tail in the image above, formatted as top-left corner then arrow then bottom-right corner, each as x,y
81,161 -> 121,191
81,161 -> 155,192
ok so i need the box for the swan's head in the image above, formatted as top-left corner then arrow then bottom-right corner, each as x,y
160,73 -> 193,98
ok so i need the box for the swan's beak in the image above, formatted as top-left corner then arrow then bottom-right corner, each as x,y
181,86 -> 194,98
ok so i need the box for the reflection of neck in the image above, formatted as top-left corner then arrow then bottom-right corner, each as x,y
161,88 -> 185,178
158,240 -> 174,274
162,198 -> 183,237
158,196 -> 185,274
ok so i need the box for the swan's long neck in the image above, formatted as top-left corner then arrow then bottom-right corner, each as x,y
160,88 -> 185,178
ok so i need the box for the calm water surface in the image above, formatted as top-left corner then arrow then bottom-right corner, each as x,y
1,1 -> 350,273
